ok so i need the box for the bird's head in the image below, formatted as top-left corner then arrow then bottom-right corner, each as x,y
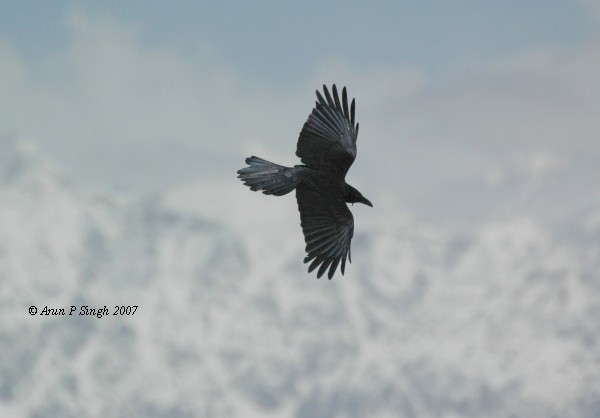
346,185 -> 373,207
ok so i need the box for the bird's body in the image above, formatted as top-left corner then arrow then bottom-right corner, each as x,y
237,84 -> 372,279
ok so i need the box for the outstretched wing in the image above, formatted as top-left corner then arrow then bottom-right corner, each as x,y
296,84 -> 359,176
296,185 -> 354,279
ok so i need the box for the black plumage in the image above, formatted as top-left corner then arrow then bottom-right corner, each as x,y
237,84 -> 372,279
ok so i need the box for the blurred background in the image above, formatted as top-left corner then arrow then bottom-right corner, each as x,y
1,1 -> 599,417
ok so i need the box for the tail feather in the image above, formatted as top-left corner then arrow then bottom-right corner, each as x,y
237,156 -> 302,196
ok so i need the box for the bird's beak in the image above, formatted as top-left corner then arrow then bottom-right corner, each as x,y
361,197 -> 373,207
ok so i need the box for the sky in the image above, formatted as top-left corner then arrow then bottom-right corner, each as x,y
0,1 -> 599,225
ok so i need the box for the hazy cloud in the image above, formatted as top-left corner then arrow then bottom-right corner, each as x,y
578,0 -> 600,19
0,8 -> 598,223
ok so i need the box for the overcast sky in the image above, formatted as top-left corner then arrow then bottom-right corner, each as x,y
1,1 -> 599,225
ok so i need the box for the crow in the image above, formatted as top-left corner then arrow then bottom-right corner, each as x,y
237,84 -> 372,279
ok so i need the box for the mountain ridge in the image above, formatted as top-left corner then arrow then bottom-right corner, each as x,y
0,138 -> 598,417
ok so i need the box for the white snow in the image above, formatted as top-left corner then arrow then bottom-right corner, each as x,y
0,138 -> 598,417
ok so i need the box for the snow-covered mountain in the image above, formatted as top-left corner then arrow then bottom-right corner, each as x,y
0,138 -> 598,418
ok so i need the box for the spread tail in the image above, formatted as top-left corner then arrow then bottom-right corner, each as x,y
237,156 -> 302,196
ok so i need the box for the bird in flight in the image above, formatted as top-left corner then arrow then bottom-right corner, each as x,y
237,84 -> 372,279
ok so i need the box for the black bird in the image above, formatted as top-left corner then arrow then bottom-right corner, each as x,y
237,84 -> 372,279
